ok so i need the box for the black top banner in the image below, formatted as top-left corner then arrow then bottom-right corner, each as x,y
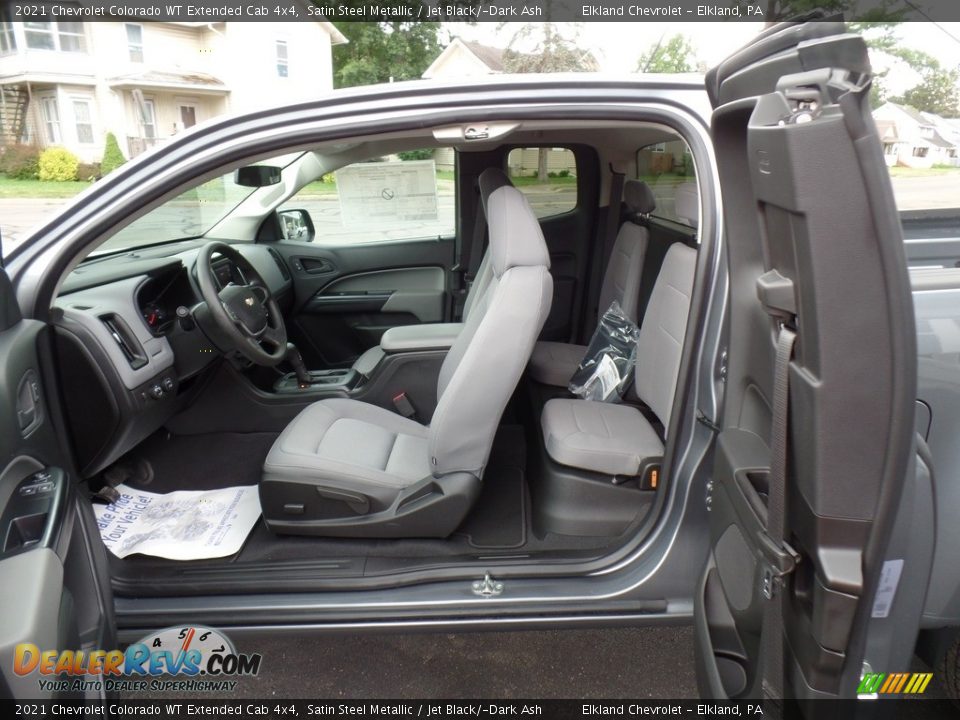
5,0 -> 960,23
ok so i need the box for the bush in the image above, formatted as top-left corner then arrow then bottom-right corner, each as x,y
0,144 -> 41,179
682,153 -> 696,178
397,148 -> 435,161
76,162 -> 101,182
38,147 -> 79,181
557,169 -> 571,178
100,133 -> 126,175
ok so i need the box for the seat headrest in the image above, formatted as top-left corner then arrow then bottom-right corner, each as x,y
623,179 -> 656,215
674,182 -> 699,228
487,183 -> 550,276
478,167 -> 512,216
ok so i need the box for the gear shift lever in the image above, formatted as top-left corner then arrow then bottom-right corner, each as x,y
284,343 -> 312,389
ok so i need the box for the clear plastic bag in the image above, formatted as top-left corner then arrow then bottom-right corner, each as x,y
568,301 -> 640,402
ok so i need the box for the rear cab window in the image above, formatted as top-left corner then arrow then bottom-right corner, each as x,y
636,139 -> 697,228
506,147 -> 578,218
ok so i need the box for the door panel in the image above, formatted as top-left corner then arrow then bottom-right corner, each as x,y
272,238 -> 455,368
697,23 -> 921,704
0,269 -> 115,699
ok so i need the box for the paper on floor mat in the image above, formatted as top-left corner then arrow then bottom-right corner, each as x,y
94,484 -> 261,560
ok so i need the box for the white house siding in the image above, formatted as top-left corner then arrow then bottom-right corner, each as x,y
422,43 -> 494,80
509,147 -> 577,176
873,102 -> 958,169
1,19 -> 341,164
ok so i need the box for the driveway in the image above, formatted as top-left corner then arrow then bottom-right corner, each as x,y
123,626 -> 698,700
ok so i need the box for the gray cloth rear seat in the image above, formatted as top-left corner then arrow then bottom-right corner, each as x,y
540,241 -> 697,476
528,179 -> 656,387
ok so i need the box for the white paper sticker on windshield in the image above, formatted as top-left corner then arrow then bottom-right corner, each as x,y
871,559 -> 904,618
335,160 -> 439,227
94,484 -> 260,560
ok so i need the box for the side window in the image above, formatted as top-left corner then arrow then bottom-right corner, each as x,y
282,149 -> 455,245
636,139 -> 697,226
506,147 -> 578,218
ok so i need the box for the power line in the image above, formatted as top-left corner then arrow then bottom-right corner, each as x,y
901,0 -> 960,47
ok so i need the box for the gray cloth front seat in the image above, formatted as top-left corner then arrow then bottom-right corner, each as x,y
528,179 -> 656,387
260,168 -> 553,538
541,241 -> 697,477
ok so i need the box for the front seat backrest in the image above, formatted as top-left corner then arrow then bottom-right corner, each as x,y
429,169 -> 553,477
597,179 -> 656,322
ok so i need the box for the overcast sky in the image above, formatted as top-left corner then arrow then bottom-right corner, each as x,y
445,21 -> 960,93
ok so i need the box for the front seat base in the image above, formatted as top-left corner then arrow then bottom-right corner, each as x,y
260,470 -> 481,539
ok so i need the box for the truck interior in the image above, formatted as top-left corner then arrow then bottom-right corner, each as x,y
44,120 -> 706,596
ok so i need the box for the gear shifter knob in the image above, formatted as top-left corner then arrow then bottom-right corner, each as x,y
284,343 -> 311,389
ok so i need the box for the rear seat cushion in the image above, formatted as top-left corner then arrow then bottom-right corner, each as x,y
527,179 -> 654,388
528,341 -> 587,387
541,399 -> 664,477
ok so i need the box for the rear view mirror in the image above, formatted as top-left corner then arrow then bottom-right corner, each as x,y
278,209 -> 315,242
234,165 -> 282,187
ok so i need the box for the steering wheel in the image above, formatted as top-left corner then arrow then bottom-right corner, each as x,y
196,242 -> 287,366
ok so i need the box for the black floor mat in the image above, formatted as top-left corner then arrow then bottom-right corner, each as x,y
121,431 -> 278,492
453,426 -> 528,549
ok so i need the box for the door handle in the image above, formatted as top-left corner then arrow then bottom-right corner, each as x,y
299,258 -> 336,274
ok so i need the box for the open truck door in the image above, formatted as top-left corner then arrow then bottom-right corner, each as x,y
694,20 -> 936,711
0,261 -> 117,699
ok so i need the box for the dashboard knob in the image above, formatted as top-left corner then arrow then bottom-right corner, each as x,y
176,305 -> 195,331
150,384 -> 164,400
162,377 -> 175,392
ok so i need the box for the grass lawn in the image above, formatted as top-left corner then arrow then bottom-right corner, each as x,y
510,175 -> 577,187
0,177 -> 94,199
888,166 -> 960,178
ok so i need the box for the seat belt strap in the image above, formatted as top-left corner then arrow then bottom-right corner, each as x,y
761,324 -> 798,715
463,186 -> 486,286
467,204 -> 485,284
603,170 -> 625,262
586,169 -> 625,333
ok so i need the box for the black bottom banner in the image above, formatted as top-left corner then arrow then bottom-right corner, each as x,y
3,700 -> 959,720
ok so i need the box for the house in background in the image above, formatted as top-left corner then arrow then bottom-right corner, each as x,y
423,38 -> 583,177
0,16 -> 346,163
873,101 -> 958,168
421,38 -> 507,80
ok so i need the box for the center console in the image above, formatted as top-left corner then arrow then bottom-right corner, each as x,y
274,367 -> 362,394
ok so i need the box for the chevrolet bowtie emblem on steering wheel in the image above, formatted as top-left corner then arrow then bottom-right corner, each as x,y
244,297 -> 255,306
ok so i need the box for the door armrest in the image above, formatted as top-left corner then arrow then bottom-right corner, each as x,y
380,323 -> 463,353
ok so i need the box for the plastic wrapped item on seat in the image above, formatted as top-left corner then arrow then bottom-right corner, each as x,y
568,301 -> 639,402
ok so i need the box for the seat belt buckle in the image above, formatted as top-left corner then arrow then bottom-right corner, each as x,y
757,532 -> 800,600
392,392 -> 416,420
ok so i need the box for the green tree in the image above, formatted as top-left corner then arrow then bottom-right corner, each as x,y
327,2 -> 442,89
100,133 -> 126,176
892,64 -> 960,116
636,34 -> 696,73
500,23 -> 598,75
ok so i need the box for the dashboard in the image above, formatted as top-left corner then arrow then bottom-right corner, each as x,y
52,241 -> 293,478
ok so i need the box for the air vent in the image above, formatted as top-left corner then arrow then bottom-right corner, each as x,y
267,248 -> 291,281
100,314 -> 148,369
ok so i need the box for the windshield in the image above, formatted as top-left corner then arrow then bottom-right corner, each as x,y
92,154 -> 303,256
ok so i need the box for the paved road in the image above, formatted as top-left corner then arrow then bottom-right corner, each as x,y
124,626 -> 698,700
